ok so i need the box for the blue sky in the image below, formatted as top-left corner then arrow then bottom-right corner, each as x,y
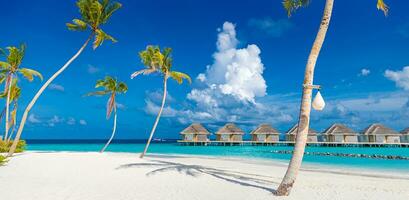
1,0 -> 409,139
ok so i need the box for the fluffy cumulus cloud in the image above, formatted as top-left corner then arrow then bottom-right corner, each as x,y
359,68 -> 370,76
48,83 -> 65,92
385,66 -> 409,90
191,22 -> 267,104
248,18 -> 293,37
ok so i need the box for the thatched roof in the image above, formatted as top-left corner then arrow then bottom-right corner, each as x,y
216,123 -> 245,135
251,124 -> 279,135
180,123 -> 210,135
400,127 -> 409,135
286,124 -> 317,135
361,123 -> 400,135
323,123 -> 357,135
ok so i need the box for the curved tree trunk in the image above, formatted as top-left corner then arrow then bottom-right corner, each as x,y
100,108 -> 117,153
7,34 -> 93,157
7,102 -> 18,143
140,75 -> 168,159
275,0 -> 334,196
4,75 -> 13,141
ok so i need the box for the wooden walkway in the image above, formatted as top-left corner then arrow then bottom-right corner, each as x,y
177,140 -> 409,147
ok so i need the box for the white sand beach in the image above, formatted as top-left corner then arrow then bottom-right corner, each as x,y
1,152 -> 408,200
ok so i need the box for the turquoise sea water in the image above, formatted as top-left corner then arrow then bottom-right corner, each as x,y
27,142 -> 409,172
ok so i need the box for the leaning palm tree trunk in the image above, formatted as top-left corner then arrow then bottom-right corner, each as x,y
275,0 -> 334,196
7,102 -> 18,143
140,76 -> 168,158
100,108 -> 117,153
4,75 -> 13,141
7,34 -> 93,157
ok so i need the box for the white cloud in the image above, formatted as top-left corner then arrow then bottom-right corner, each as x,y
144,100 -> 178,117
47,115 -> 64,127
248,18 -> 293,37
79,119 -> 87,125
48,83 -> 65,92
359,68 -> 370,76
67,117 -> 76,125
116,103 -> 126,110
385,66 -> 409,90
87,65 -> 100,74
188,21 -> 267,104
28,114 -> 41,123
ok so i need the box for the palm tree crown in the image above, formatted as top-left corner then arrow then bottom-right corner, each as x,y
0,44 -> 43,82
283,0 -> 389,16
66,0 -> 122,49
131,46 -> 192,84
85,76 -> 127,118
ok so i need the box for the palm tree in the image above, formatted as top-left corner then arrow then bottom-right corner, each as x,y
1,81 -> 21,142
8,0 -> 122,157
85,76 -> 127,153
0,44 -> 42,142
275,0 -> 389,196
131,46 -> 191,158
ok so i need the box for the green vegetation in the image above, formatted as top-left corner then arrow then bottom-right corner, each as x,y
85,76 -> 128,153
0,140 -> 26,153
0,155 -> 7,165
131,46 -> 191,158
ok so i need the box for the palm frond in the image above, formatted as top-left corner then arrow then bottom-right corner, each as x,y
169,71 -> 192,84
117,82 -> 128,93
377,0 -> 389,16
0,61 -> 11,69
75,0 -> 121,32
18,68 -> 43,81
130,68 -> 156,79
0,48 -> 5,56
101,1 -> 122,24
84,90 -> 110,97
66,19 -> 88,31
283,0 -> 310,17
93,28 -> 117,49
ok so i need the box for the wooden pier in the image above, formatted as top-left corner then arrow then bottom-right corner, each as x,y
177,140 -> 409,147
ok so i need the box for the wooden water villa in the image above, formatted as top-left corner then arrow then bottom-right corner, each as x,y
400,127 -> 409,143
250,124 -> 280,143
286,124 -> 318,143
215,123 -> 244,143
361,123 -> 401,143
322,123 -> 358,143
179,123 -> 210,143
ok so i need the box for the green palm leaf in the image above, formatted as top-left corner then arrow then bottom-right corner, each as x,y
117,82 -> 128,93
66,19 -> 88,31
169,71 -> 191,84
18,68 -> 43,81
93,29 -> 117,49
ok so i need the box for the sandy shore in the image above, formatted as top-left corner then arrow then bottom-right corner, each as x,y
0,152 -> 408,200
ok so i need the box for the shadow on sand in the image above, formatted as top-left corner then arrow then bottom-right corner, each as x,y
117,159 -> 277,193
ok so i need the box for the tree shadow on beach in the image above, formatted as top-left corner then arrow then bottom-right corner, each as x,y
117,159 -> 277,193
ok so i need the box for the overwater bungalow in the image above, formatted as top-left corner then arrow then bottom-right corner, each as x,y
180,123 -> 210,142
322,123 -> 358,143
400,127 -> 409,143
216,123 -> 245,142
286,124 -> 318,143
361,123 -> 401,143
250,124 -> 280,142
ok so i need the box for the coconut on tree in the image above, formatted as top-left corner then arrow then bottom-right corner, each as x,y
0,44 -> 42,142
85,76 -> 128,153
275,0 -> 389,196
131,46 -> 191,158
8,0 -> 122,157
